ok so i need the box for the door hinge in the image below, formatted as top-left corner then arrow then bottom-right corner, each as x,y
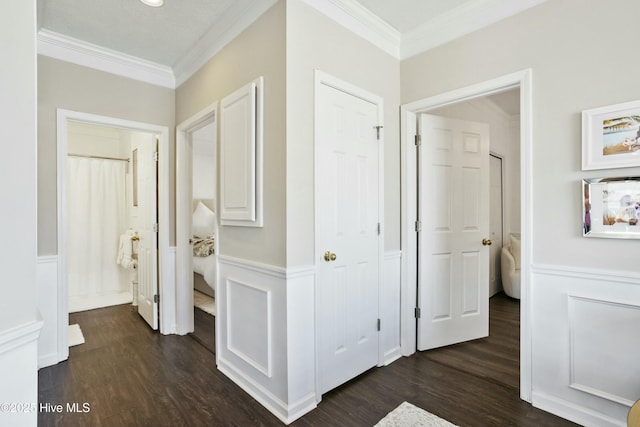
154,294 -> 159,304
377,222 -> 381,235
377,318 -> 381,331
153,223 -> 159,233
153,151 -> 159,162
414,134 -> 421,146
374,125 -> 384,140
415,220 -> 422,232
415,307 -> 421,319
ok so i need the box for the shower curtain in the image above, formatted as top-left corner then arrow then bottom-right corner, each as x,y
67,157 -> 129,312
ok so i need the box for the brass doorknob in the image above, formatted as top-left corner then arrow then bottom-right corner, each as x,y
482,238 -> 492,246
324,251 -> 337,262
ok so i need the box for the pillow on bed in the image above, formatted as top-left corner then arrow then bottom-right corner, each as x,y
192,201 -> 216,237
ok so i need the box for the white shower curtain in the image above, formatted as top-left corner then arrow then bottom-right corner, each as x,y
67,157 -> 129,312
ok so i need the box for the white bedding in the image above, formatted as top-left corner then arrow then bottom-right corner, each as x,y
193,254 -> 216,289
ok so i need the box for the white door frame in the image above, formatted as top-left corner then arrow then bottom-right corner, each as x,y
400,69 -> 533,402
490,151 -> 506,296
175,101 -> 218,337
314,70 -> 385,399
56,109 -> 171,362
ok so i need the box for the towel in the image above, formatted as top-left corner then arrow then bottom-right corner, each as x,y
116,230 -> 136,269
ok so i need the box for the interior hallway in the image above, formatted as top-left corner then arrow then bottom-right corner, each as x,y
38,300 -> 576,426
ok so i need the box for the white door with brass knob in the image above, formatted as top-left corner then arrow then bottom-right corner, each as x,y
417,114 -> 490,351
316,74 -> 382,395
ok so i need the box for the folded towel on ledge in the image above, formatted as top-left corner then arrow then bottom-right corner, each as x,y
117,230 -> 137,269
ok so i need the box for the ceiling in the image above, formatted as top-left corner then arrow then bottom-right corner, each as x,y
36,0 -> 545,87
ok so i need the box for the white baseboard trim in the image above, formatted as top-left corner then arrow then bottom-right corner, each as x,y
382,347 -> 403,366
218,357 -> 316,425
532,391 -> 625,427
68,291 -> 132,313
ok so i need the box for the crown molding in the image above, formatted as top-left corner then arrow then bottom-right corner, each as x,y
297,0 -> 546,61
401,0 -> 548,60
173,0 -> 277,88
37,29 -> 176,89
300,0 -> 401,59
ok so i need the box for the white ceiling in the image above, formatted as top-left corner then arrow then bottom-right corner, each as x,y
37,0 -> 257,67
36,0 -> 546,88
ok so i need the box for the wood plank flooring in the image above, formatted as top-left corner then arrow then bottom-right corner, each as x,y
38,298 -> 578,427
423,292 -> 520,390
190,306 -> 215,354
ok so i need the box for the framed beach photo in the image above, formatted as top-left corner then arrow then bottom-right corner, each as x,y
582,100 -> 640,170
583,176 -> 640,239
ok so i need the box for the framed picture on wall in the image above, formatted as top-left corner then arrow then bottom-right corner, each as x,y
582,100 -> 640,170
583,176 -> 640,239
132,148 -> 138,207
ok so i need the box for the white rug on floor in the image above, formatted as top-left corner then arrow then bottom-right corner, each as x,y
194,290 -> 216,316
68,324 -> 85,347
375,402 -> 458,427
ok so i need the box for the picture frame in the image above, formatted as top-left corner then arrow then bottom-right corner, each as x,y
583,176 -> 640,239
582,100 -> 640,170
132,148 -> 138,207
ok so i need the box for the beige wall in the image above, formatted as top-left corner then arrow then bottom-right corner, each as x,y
37,56 -> 175,255
176,1 -> 286,267
286,0 -> 401,267
401,0 -> 640,271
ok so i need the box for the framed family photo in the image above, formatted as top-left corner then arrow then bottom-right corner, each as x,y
583,176 -> 640,239
582,100 -> 640,170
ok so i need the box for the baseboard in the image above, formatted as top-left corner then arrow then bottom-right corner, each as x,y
532,391 -> 625,427
382,347 -> 403,366
68,291 -> 132,313
218,357 -> 315,424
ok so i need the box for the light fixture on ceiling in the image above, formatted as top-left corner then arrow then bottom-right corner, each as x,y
139,0 -> 164,7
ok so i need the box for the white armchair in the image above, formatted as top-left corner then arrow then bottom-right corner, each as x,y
501,234 -> 521,299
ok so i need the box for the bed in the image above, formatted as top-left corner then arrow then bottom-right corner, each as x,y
192,200 -> 217,298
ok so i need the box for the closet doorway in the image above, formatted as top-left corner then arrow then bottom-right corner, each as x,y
176,102 -> 218,353
56,109 -> 170,363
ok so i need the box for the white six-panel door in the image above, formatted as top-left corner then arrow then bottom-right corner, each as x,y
317,79 -> 381,394
417,114 -> 490,351
136,135 -> 159,330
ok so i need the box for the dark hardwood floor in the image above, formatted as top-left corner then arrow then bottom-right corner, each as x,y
190,306 -> 215,354
423,292 -> 520,390
38,298 -> 578,427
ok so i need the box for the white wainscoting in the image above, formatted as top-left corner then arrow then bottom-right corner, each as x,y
216,255 -> 316,424
37,255 -> 60,368
0,315 -> 43,427
215,251 -> 403,424
531,264 -> 640,427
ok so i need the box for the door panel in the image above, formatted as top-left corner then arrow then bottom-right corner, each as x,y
418,114 -> 490,351
317,82 -> 380,394
135,135 -> 159,330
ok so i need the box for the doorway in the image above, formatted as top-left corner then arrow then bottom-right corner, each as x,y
400,69 -> 533,401
56,109 -> 171,363
176,102 -> 218,344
